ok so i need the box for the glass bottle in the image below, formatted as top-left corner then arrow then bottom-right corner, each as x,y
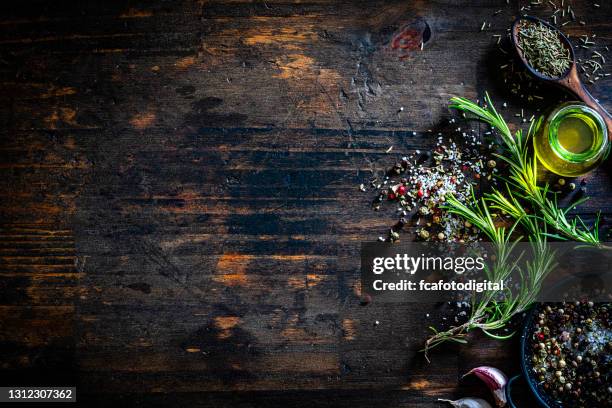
533,102 -> 609,177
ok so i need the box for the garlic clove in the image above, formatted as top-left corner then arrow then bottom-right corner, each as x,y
462,366 -> 508,407
438,397 -> 493,408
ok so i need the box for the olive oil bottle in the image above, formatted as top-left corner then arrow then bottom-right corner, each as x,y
534,102 -> 609,177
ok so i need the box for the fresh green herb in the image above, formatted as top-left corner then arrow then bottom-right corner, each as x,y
424,94 -> 602,360
423,192 -> 556,360
517,20 -> 571,78
449,93 -> 601,244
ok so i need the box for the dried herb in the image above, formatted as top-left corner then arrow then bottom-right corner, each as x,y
517,20 -> 571,78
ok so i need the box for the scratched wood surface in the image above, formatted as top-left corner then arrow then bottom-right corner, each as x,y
0,1 -> 610,407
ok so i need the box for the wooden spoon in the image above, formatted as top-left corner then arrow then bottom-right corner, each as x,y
511,15 -> 612,139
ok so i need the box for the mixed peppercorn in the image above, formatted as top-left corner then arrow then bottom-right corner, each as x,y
528,302 -> 611,407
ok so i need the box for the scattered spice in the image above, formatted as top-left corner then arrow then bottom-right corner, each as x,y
366,127 -> 490,243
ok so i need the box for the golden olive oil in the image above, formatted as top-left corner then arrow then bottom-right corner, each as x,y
556,115 -> 594,154
534,102 -> 609,177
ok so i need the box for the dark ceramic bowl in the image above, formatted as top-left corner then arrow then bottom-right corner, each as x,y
506,305 -> 558,408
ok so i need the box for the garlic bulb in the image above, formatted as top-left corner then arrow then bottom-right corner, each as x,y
463,366 -> 508,407
438,397 -> 493,408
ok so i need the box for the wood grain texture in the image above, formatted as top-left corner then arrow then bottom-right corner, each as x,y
0,0 -> 610,407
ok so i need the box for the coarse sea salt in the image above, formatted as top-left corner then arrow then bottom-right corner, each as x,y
367,125 -> 493,243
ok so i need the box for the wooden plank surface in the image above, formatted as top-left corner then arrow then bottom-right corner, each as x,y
0,0 -> 610,406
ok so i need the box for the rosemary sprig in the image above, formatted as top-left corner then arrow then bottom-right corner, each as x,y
423,192 -> 556,361
449,93 -> 600,244
423,93 -> 589,360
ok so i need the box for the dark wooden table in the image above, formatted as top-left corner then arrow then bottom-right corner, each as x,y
1,1 -> 610,406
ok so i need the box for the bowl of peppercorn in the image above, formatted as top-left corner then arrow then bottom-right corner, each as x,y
507,302 -> 611,408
